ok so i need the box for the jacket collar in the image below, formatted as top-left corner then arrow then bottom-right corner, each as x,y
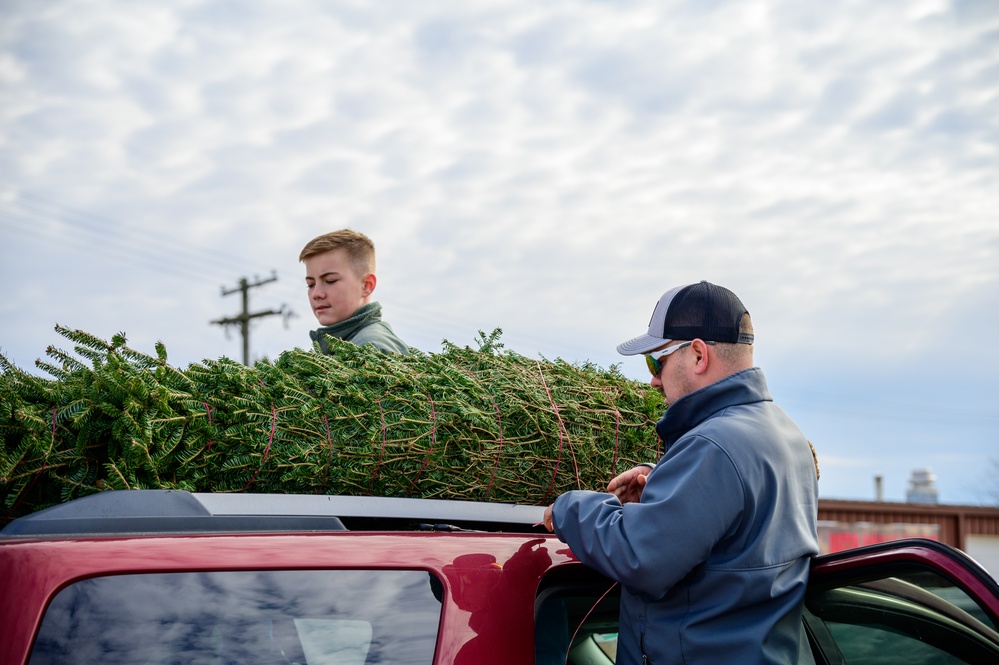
655,367 -> 771,450
310,302 -> 382,353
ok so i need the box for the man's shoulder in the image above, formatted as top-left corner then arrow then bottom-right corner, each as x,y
350,320 -> 409,354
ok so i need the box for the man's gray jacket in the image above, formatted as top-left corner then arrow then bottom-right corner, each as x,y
553,368 -> 819,664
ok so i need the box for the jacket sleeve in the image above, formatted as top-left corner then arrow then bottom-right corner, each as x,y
552,434 -> 745,599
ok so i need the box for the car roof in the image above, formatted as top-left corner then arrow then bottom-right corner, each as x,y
0,489 -> 548,538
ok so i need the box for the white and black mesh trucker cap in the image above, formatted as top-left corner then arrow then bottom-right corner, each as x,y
616,281 -> 754,356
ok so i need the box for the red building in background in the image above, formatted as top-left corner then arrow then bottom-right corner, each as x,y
817,498 -> 999,575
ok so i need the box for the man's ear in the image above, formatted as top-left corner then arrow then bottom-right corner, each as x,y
361,273 -> 377,297
689,339 -> 711,375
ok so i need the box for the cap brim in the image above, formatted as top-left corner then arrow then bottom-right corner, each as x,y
616,334 -> 673,356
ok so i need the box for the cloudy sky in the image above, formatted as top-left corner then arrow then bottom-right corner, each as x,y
2,0 -> 997,505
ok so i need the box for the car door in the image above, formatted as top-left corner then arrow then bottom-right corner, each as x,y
535,538 -> 999,665
805,537 -> 999,665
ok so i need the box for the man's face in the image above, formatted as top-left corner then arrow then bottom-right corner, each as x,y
649,341 -> 695,405
304,249 -> 371,326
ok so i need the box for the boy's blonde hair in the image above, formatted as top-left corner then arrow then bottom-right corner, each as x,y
299,229 -> 375,277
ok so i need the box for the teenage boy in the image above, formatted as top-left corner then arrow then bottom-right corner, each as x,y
299,229 -> 409,355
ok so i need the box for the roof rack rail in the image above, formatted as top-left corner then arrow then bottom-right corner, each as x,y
0,489 -> 548,537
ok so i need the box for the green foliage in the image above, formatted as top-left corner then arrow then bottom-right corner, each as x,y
0,326 -> 665,523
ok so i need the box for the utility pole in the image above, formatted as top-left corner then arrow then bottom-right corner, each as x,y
211,272 -> 290,365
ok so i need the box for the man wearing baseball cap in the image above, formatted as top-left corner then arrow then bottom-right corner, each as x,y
543,281 -> 819,665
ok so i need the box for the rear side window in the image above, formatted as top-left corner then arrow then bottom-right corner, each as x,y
29,569 -> 441,665
536,565 -> 620,665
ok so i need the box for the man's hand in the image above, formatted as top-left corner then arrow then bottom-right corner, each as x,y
607,465 -> 652,504
542,504 -> 555,532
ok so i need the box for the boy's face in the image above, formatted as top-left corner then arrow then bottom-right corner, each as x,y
304,249 -> 374,326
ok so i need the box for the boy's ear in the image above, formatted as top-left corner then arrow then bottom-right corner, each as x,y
362,273 -> 377,297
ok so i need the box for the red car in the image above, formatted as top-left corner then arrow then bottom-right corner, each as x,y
2,490 -> 998,664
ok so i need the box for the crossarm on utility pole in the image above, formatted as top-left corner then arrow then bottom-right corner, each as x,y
211,273 -> 290,365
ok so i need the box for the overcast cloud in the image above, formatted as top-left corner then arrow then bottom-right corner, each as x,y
1,0 -> 997,504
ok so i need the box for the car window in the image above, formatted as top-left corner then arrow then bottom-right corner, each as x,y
536,567 -> 620,665
805,568 -> 999,665
889,570 -> 999,632
29,569 -> 442,665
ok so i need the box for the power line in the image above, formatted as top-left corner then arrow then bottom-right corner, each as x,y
0,185 -> 275,284
1,185 -> 304,362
